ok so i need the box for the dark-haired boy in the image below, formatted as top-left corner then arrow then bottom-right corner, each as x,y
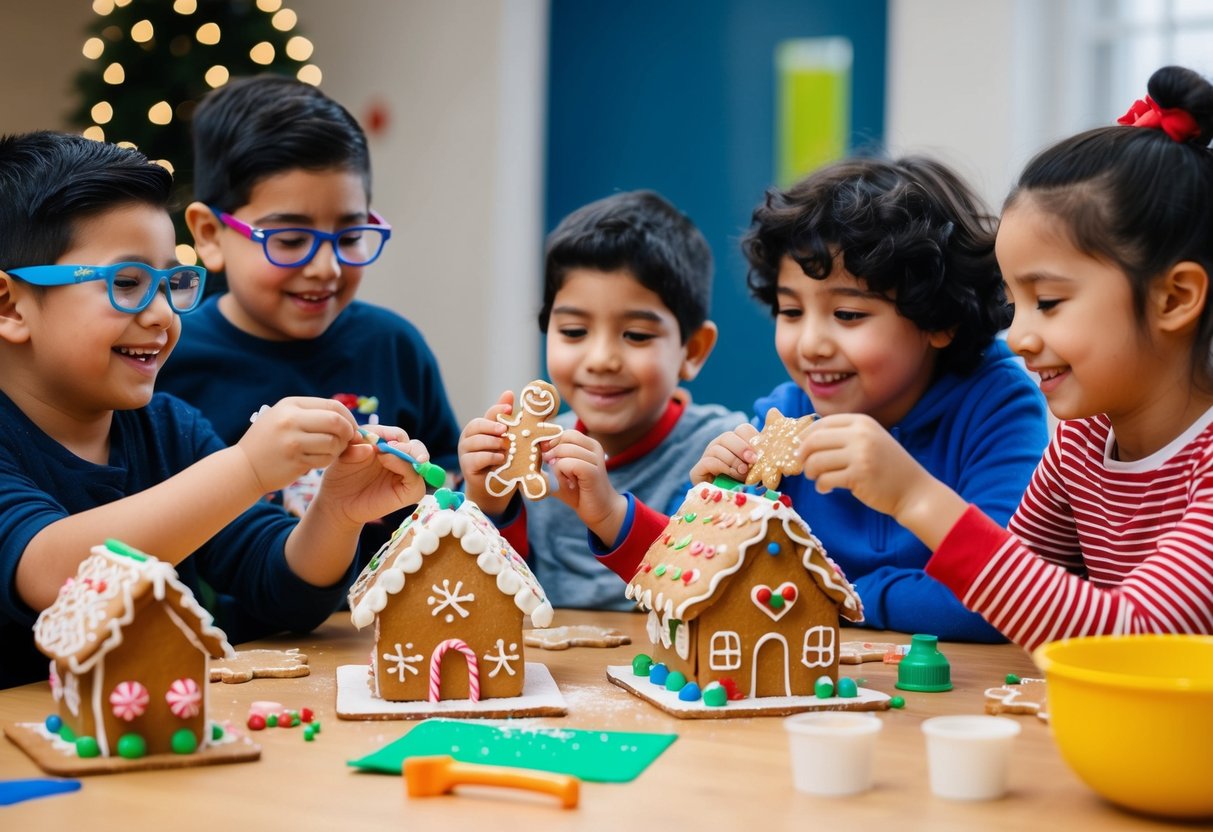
460,190 -> 745,609
692,158 -> 1049,641
0,131 -> 430,687
158,75 -> 460,544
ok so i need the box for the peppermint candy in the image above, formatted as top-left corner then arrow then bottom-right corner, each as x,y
165,677 -> 202,719
110,680 -> 150,721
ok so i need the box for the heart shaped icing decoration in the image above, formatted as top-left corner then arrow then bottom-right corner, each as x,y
750,582 -> 798,621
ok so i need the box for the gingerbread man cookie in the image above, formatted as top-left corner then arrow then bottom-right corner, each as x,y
984,677 -> 1048,719
485,380 -> 564,500
744,407 -> 817,490
209,648 -> 310,684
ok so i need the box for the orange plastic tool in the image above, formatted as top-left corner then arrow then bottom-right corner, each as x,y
403,755 -> 580,809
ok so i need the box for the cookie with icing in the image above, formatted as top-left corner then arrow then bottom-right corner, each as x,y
485,380 -> 564,500
744,408 -> 817,490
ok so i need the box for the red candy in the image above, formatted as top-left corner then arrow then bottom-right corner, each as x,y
712,490 -> 722,502
719,677 -> 744,700
734,493 -> 746,506
755,587 -> 772,604
301,708 -> 314,723
779,494 -> 792,507
247,714 -> 266,731
279,711 -> 294,727
782,586 -> 797,602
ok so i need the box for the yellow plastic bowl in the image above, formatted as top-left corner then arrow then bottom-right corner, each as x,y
1034,634 -> 1213,819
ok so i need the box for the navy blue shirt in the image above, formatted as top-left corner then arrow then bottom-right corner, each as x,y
0,391 -> 351,688
158,297 -> 462,554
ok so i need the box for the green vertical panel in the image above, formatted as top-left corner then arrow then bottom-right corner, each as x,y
776,38 -> 853,186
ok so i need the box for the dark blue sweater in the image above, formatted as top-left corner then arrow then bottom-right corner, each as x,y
158,296 -> 462,555
0,392 -> 351,688
754,340 -> 1048,642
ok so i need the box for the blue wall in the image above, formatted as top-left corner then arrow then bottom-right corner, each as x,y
546,0 -> 888,414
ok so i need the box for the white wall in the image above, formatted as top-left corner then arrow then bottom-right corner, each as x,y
885,0 -> 1065,211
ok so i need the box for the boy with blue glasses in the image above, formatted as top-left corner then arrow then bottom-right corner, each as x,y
159,75 -> 460,553
0,131 -> 434,688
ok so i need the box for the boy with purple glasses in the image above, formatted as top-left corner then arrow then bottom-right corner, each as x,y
159,75 -> 461,564
0,131 -> 433,687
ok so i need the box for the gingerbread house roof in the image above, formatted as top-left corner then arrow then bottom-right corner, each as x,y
348,490 -> 554,630
34,541 -> 233,676
626,482 -> 863,624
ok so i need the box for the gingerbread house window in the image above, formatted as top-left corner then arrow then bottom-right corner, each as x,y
801,625 -> 835,669
709,630 -> 742,670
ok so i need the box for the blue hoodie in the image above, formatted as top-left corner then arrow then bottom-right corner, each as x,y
754,340 -> 1048,641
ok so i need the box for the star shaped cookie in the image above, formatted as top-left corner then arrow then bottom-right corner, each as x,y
744,407 -> 817,490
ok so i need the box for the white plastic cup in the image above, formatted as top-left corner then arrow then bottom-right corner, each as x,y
784,712 -> 883,796
921,715 -> 1021,800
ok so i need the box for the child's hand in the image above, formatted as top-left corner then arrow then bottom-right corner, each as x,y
689,423 -> 759,484
544,429 -> 628,546
236,397 -> 360,492
313,425 -> 431,526
800,414 -> 935,517
458,389 -> 514,515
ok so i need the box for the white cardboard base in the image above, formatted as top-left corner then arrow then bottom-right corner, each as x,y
336,662 -> 567,720
606,665 -> 890,719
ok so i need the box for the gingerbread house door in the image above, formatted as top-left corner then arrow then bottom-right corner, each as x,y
751,632 -> 792,698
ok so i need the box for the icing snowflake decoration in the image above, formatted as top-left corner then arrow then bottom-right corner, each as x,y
484,639 -> 520,678
382,642 -> 424,681
428,578 -> 475,623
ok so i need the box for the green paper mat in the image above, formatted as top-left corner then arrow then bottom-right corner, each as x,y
348,718 -> 676,783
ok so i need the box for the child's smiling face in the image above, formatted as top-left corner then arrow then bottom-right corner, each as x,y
998,198 -> 1151,423
773,256 -> 950,428
545,268 -> 705,457
200,167 -> 370,342
18,202 -> 182,418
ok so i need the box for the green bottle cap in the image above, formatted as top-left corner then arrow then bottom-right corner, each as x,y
895,633 -> 953,692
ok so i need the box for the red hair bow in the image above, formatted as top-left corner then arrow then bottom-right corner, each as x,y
1117,95 -> 1201,143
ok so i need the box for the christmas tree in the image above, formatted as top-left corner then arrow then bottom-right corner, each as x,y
71,0 -> 319,252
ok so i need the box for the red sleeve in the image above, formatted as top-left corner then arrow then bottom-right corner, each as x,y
596,499 -> 668,582
926,504 -> 1013,597
499,503 -> 529,560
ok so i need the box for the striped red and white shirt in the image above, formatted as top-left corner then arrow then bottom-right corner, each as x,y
926,409 -> 1213,650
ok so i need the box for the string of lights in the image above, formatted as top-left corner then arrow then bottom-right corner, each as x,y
73,0 -> 319,259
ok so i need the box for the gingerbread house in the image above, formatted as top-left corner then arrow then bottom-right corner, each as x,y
348,489 -> 554,702
625,481 -> 863,699
33,540 -> 233,758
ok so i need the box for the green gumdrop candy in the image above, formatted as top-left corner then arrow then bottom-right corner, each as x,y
117,733 -> 147,759
889,696 -> 906,709
837,677 -> 859,698
75,736 -> 100,758
665,671 -> 687,692
814,676 -> 835,699
171,728 -> 198,755
632,654 -> 653,677
703,683 -> 728,707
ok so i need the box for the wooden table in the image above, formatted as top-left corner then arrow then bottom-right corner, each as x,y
0,610 -> 1185,830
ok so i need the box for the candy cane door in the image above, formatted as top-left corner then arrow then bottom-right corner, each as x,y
429,639 -> 480,702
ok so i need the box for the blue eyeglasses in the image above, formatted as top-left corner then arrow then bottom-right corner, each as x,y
8,263 -> 207,314
210,206 -> 392,268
